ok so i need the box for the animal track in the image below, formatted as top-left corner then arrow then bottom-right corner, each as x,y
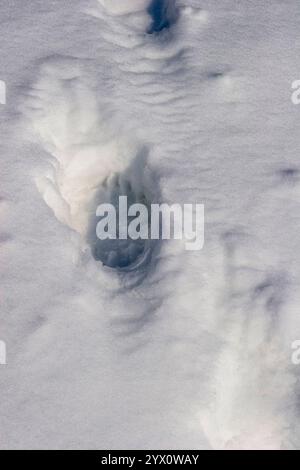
87,151 -> 160,270
22,56 -> 160,274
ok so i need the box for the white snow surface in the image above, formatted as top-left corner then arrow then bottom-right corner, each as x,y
1,0 -> 300,449
97,0 -> 150,15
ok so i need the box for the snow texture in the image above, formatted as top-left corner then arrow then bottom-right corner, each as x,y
1,0 -> 300,449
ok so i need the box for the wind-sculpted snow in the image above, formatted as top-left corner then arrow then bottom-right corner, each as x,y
1,0 -> 300,450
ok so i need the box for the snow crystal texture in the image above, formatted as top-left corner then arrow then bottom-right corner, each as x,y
1,0 -> 300,450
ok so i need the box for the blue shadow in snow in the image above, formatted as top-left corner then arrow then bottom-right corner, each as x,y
147,0 -> 178,34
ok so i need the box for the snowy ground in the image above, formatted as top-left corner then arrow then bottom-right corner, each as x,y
1,0 -> 300,449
